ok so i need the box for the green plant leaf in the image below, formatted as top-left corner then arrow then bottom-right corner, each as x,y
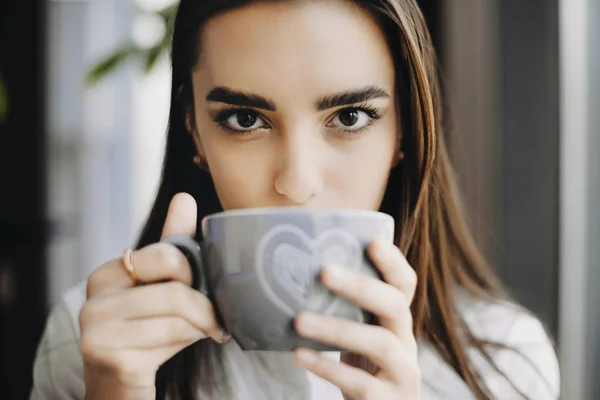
0,73 -> 8,124
155,3 -> 177,59
86,45 -> 141,86
156,3 -> 178,22
144,33 -> 171,72
145,44 -> 163,72
85,2 -> 178,86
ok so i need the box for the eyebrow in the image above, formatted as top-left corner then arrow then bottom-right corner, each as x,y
206,87 -> 277,111
316,86 -> 390,110
205,85 -> 390,112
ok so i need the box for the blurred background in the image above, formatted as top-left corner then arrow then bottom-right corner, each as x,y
0,0 -> 598,398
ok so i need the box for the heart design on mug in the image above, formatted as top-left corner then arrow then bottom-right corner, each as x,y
256,224 -> 362,316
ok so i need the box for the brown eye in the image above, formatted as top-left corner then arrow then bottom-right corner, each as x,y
236,111 -> 257,128
338,109 -> 359,126
329,108 -> 371,131
223,110 -> 264,131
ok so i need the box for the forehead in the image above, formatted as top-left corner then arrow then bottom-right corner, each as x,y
196,1 -> 395,100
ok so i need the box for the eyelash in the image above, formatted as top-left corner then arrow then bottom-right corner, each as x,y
210,103 -> 383,136
211,105 -> 269,135
333,103 -> 382,136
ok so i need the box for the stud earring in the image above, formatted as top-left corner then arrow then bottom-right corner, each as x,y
193,155 -> 209,171
392,151 -> 405,168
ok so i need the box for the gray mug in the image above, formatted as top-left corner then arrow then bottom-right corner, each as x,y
161,207 -> 395,351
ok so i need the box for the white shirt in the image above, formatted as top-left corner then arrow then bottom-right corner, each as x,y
29,282 -> 560,399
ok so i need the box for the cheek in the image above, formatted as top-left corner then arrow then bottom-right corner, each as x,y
201,137 -> 276,210
327,118 -> 397,208
329,141 -> 395,208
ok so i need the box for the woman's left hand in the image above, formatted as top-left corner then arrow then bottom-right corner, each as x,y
294,237 -> 420,400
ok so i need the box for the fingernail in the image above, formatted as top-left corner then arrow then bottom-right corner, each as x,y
373,237 -> 391,257
378,236 -> 392,251
296,348 -> 318,365
297,313 -> 319,334
218,330 -> 231,343
374,234 -> 388,245
324,264 -> 344,280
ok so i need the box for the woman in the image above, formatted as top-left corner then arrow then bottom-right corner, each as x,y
31,0 -> 560,399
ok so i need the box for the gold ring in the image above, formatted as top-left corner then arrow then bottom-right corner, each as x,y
122,248 -> 140,284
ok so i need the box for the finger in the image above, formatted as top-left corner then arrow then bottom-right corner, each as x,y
81,332 -> 201,382
368,237 -> 417,301
86,243 -> 193,297
294,348 -> 380,400
161,192 -> 197,239
82,317 -> 205,352
154,341 -> 204,364
81,281 -> 229,343
87,193 -> 198,297
295,312 -> 409,380
321,264 -> 416,354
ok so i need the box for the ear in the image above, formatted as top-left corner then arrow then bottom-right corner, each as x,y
391,131 -> 404,168
185,110 -> 195,137
186,113 -> 206,159
392,102 -> 403,169
179,85 -> 206,159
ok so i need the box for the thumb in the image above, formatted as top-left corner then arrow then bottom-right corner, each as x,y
161,192 -> 198,239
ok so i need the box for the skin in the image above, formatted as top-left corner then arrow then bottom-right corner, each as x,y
191,0 -> 398,209
80,1 -> 419,399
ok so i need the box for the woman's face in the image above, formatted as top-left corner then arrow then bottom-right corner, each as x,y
190,0 -> 397,211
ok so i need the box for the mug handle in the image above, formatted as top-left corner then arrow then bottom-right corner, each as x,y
160,235 -> 208,295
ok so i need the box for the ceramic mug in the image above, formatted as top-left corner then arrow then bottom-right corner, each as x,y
161,207 -> 395,351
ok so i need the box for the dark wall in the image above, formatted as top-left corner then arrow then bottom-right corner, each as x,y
0,0 -> 48,398
497,0 -> 560,336
417,0 -> 444,57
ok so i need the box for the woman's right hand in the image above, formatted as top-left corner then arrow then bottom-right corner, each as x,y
79,193 -> 229,400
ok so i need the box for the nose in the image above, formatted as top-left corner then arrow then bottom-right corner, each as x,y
274,138 -> 323,204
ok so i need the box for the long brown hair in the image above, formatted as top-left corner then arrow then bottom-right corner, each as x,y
137,0 -> 523,398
